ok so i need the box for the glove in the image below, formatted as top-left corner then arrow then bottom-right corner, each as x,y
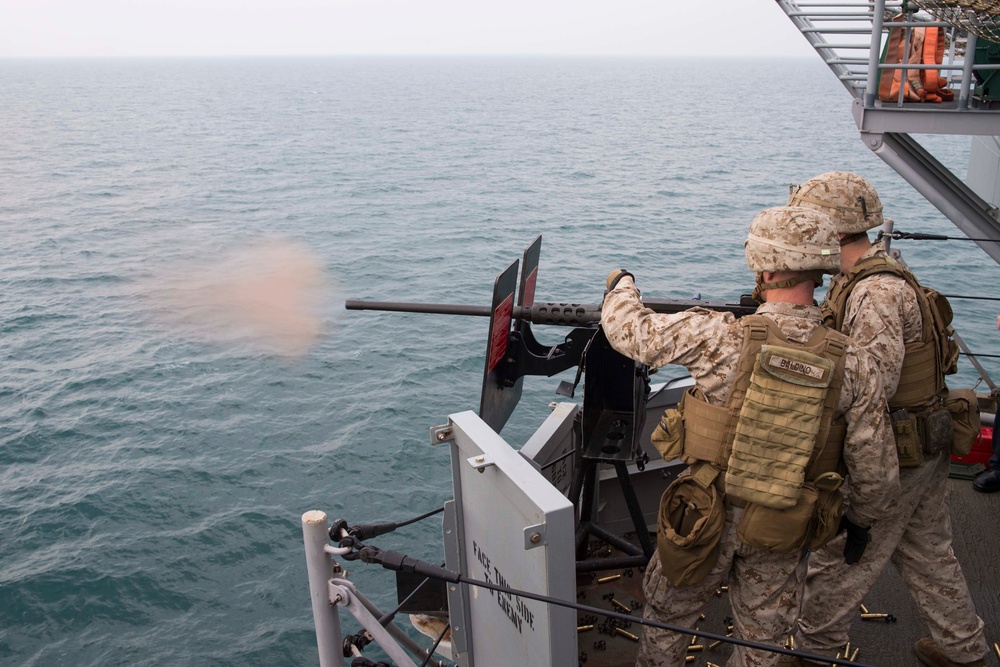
606,269 -> 634,292
839,516 -> 871,565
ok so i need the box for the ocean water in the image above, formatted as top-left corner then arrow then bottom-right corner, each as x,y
0,57 -> 997,666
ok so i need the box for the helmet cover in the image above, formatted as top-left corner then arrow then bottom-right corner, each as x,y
745,206 -> 841,274
787,171 -> 884,234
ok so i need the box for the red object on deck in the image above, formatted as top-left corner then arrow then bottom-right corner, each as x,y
951,426 -> 994,468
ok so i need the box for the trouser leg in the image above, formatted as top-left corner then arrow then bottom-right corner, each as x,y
636,507 -> 742,667
891,452 -> 987,664
793,466 -> 928,656
728,545 -> 807,667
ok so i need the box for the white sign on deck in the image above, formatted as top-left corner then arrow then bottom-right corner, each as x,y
444,411 -> 575,667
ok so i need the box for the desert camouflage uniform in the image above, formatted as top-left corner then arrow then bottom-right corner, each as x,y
602,277 -> 898,667
792,244 -> 988,663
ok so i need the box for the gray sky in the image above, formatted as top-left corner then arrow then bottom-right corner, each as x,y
1,0 -> 815,58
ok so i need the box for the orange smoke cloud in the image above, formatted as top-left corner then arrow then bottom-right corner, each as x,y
147,238 -> 328,358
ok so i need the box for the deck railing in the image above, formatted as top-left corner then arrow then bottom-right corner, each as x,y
776,0 -> 1000,135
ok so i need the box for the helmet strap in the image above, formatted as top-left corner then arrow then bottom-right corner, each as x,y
839,231 -> 869,247
752,270 -> 825,302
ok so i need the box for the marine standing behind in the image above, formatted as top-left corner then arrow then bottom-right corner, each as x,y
601,206 -> 898,667
782,172 -> 987,667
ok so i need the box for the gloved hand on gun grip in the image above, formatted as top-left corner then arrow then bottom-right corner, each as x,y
839,515 -> 871,565
606,269 -> 634,292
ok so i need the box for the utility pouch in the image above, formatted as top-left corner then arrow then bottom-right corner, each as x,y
726,345 -> 833,509
920,406 -> 954,455
736,484 -> 818,554
807,472 -> 845,550
650,407 -> 684,462
944,388 -> 980,456
890,408 -> 924,468
657,464 -> 725,586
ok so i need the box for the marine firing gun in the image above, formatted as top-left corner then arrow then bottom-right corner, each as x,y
347,235 -> 758,440
348,236 -> 758,562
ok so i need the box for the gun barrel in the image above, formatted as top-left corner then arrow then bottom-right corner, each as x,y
345,300 -> 492,317
346,297 -> 756,326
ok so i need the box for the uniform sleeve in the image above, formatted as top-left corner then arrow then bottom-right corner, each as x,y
841,275 -> 918,398
839,347 -> 900,527
600,276 -> 735,371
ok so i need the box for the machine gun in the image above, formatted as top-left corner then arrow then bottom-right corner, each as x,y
347,236 -> 757,437
348,236 -> 758,560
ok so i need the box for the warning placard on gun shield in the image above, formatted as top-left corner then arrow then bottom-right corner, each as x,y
488,293 -> 513,373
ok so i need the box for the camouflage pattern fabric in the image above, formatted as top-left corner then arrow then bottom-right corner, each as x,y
637,510 -> 805,667
795,450 -> 986,663
793,245 -> 988,663
787,171 -> 883,234
602,277 -> 899,666
833,244 -> 921,397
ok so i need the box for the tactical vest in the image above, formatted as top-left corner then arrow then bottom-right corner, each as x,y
822,253 -> 958,409
679,315 -> 849,508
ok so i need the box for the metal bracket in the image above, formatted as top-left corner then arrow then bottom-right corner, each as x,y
468,454 -> 496,473
523,523 -> 547,550
430,423 -> 454,446
328,579 -> 419,667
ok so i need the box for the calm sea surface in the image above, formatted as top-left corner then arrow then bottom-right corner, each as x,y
1,57 -> 997,666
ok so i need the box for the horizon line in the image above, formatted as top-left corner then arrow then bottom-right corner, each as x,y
0,52 -> 818,61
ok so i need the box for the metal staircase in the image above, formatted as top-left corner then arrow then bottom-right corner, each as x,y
775,0 -> 1000,264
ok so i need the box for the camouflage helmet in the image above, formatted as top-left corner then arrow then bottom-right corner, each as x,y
745,206 -> 841,274
787,171 -> 884,234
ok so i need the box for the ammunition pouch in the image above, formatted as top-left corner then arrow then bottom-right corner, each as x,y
920,405 -> 954,456
736,484 -> 818,553
650,405 -> 684,462
890,404 -> 954,467
657,463 -> 724,586
735,471 -> 844,554
944,388 -> 981,456
890,408 -> 923,468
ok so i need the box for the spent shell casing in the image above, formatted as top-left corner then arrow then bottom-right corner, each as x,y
687,645 -> 704,652
577,625 -> 594,632
859,604 -> 869,614
699,613 -> 706,620
615,627 -> 638,642
611,598 -> 631,613
597,574 -> 622,583
690,634 -> 698,645
850,648 -> 860,662
994,643 -> 1000,660
860,613 -> 889,620
720,585 -> 729,591
708,640 -> 722,649
785,634 -> 795,649
844,641 -> 850,657
685,655 -> 696,663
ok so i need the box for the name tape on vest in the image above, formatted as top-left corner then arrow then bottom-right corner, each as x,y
766,354 -> 825,381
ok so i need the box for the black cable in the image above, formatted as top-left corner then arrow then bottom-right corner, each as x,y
395,506 -> 445,529
347,506 -> 446,541
378,574 -> 431,626
540,446 -> 577,470
418,623 -> 450,667
879,231 -> 1000,242
942,294 -> 1000,301
361,546 -> 874,667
